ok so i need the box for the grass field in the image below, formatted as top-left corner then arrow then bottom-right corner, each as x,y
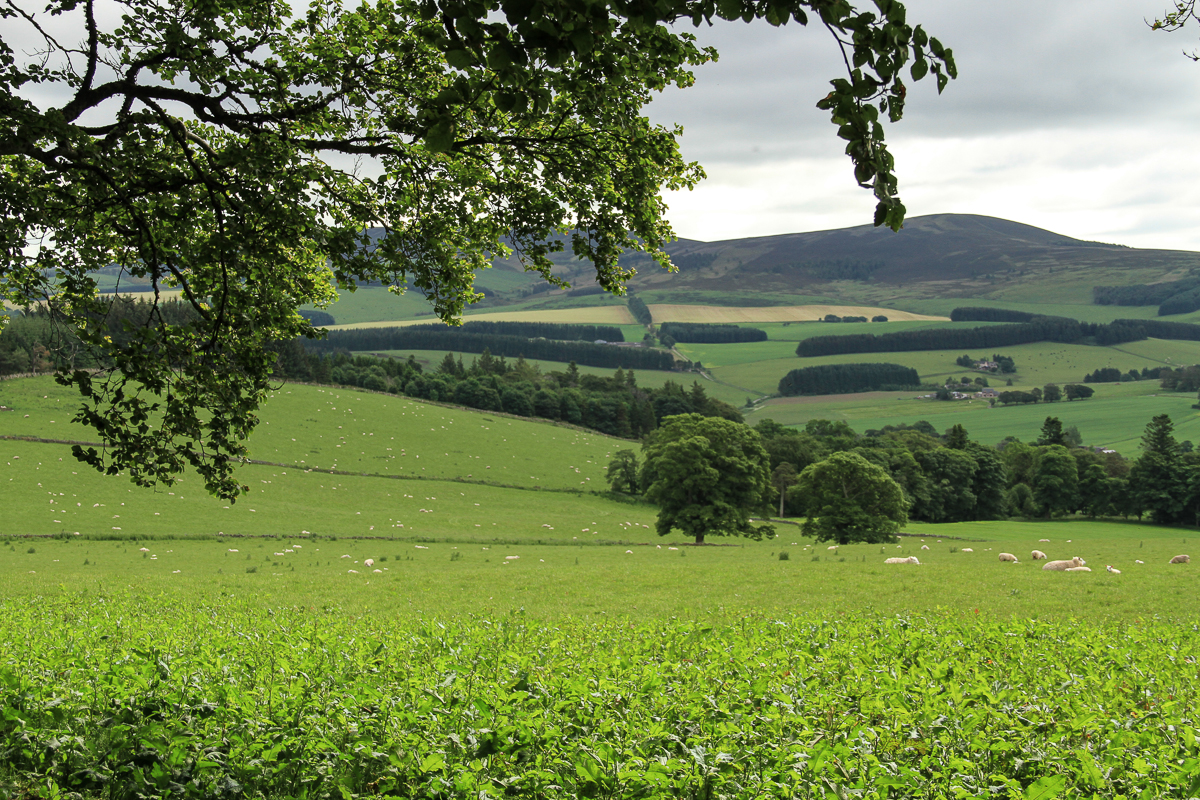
744,381 -> 1200,453
710,337 -> 1200,398
7,372 -> 1200,799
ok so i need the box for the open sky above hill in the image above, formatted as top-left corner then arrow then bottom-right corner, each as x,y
649,0 -> 1200,251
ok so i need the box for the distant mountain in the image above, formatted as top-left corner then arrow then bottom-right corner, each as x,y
628,214 -> 1200,300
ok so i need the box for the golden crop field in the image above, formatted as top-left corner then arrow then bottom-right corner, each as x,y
326,305 -> 637,329
646,303 -> 948,323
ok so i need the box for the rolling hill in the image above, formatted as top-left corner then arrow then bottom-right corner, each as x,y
635,214 -> 1200,305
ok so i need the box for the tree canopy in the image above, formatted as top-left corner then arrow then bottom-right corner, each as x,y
0,0 -> 955,498
792,451 -> 907,543
639,414 -> 773,544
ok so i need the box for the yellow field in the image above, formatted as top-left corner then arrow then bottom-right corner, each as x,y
326,305 -> 637,330
646,304 -> 948,324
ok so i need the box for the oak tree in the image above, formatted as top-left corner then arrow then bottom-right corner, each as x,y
639,414 -> 773,544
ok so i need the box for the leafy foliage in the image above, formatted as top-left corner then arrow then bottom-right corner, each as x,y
4,595 -> 1200,799
0,0 -> 957,498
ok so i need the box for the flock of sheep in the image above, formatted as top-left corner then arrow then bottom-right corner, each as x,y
884,545 -> 1190,571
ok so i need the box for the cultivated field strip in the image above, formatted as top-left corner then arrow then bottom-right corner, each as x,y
2,598 -> 1199,798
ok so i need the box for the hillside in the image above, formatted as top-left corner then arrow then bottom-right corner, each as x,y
633,214 -> 1200,305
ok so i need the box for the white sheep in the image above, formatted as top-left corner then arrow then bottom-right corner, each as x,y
884,556 -> 920,565
1042,556 -> 1086,571
364,558 -> 374,567
1031,550 -> 1047,560
1170,554 -> 1191,564
961,548 -> 974,552
920,545 -> 930,550
1066,566 -> 1092,572
1039,538 -> 1050,543
827,545 -> 839,551
1106,565 -> 1121,574
998,553 -> 1018,563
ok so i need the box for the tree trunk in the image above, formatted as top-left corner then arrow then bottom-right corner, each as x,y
779,493 -> 785,517
695,532 -> 704,544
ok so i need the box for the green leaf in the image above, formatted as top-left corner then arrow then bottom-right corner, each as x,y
445,49 -> 473,69
910,58 -> 927,81
1024,775 -> 1066,800
423,119 -> 455,153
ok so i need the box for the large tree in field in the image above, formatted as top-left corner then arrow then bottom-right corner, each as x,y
639,414 -> 773,544
0,0 -> 955,499
1130,414 -> 1184,524
793,451 -> 907,544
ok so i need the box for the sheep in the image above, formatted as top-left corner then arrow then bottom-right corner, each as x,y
998,553 -> 1019,563
1042,556 -> 1086,571
1038,538 -> 1050,543
364,558 -> 374,567
1031,550 -> 1047,560
961,548 -> 974,552
827,545 -> 839,551
1106,565 -> 1121,574
920,545 -> 930,550
1066,566 -> 1092,572
1170,554 -> 1191,564
884,556 -> 920,565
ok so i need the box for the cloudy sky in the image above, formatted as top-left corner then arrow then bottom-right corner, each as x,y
646,1 -> 1200,251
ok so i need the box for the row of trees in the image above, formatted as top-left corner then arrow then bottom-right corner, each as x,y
1092,277 -> 1200,315
1084,366 -> 1169,383
280,346 -> 741,440
658,323 -> 768,343
627,297 -> 653,326
949,307 -> 1038,323
796,317 -> 1156,358
611,410 -> 1199,545
997,384 -> 1094,404
777,362 -> 921,396
0,298 -> 201,376
306,326 -> 673,371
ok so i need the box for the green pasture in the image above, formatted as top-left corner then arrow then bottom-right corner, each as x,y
2,518 -> 1197,621
1,376 -> 627,490
745,381 -> 1200,454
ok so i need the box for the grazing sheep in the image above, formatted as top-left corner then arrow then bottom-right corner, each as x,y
921,545 -> 930,550
1039,538 -> 1050,543
1106,565 -> 1121,574
999,553 -> 1019,563
827,545 -> 839,551
1135,560 -> 1145,564
1031,550 -> 1047,560
1042,556 -> 1086,571
364,558 -> 374,567
961,548 -> 974,552
1170,554 -> 1191,564
884,556 -> 920,565
1066,566 -> 1092,572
